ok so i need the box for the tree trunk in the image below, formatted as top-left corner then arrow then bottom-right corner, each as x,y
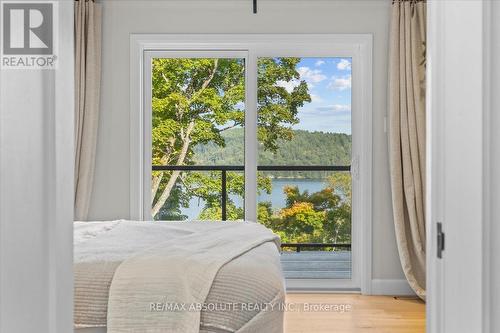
151,154 -> 171,203
151,121 -> 195,218
151,172 -> 163,204
150,60 -> 219,218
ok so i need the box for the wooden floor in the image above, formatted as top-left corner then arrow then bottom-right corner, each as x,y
285,294 -> 425,333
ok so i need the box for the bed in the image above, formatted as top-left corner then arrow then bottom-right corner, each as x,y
74,221 -> 285,333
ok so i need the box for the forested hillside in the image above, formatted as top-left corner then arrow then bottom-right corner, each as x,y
193,128 -> 352,167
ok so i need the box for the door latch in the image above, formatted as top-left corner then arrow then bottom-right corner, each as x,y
437,222 -> 445,259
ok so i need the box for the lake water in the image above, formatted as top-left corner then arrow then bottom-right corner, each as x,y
181,178 -> 328,220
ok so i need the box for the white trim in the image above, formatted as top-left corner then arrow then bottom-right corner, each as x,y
130,36 -> 145,220
143,55 -> 152,220
426,0 -> 445,332
130,34 -> 372,293
51,4 -> 75,331
245,50 -> 258,222
370,279 -> 415,296
481,3 -> 492,333
357,36 -> 373,295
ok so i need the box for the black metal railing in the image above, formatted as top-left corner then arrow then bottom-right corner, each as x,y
152,164 -> 352,251
152,164 -> 350,221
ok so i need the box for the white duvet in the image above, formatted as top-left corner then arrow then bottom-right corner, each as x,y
74,221 -> 284,333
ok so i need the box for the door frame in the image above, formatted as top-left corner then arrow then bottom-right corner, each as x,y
130,34 -> 373,293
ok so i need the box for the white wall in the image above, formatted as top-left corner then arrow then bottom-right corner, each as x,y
0,3 -> 74,333
90,0 -> 407,284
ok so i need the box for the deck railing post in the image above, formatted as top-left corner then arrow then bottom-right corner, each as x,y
221,170 -> 227,221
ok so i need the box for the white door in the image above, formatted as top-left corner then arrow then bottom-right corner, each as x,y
0,3 -> 74,333
427,1 -> 490,332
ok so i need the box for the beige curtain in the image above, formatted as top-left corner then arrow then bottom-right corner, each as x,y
74,0 -> 102,220
388,0 -> 427,300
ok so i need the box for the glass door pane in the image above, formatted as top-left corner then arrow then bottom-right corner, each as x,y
150,57 -> 245,221
256,57 -> 352,279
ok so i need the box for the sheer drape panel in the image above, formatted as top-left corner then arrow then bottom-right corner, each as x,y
74,0 -> 102,220
388,0 -> 427,300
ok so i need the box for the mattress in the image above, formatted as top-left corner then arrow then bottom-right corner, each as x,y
74,221 -> 285,333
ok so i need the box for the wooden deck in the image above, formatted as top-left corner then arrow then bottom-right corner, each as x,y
280,251 -> 352,279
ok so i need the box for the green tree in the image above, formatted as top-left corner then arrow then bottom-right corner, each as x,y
325,172 -> 352,243
262,173 -> 352,245
151,57 -> 310,219
195,128 -> 352,178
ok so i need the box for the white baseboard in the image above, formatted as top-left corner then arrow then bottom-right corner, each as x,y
371,279 -> 416,296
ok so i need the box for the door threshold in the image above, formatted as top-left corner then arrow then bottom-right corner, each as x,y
285,278 -> 360,293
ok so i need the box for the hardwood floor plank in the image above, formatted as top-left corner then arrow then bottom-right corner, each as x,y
284,294 -> 425,333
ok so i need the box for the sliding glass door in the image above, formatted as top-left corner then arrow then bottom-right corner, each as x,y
256,57 -> 352,279
138,36 -> 372,290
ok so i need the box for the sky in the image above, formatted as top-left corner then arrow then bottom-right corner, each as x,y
276,57 -> 352,135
